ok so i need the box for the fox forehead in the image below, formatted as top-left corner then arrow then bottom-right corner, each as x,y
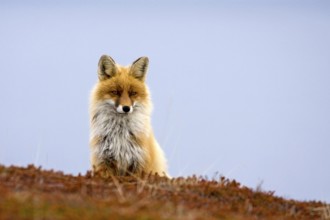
94,69 -> 147,101
102,75 -> 146,92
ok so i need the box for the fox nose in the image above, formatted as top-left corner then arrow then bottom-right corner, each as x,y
122,106 -> 130,113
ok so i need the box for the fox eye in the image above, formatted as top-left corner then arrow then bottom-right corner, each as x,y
129,91 -> 137,96
111,90 -> 119,95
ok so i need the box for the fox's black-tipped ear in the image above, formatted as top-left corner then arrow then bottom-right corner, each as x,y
98,55 -> 117,80
130,57 -> 149,81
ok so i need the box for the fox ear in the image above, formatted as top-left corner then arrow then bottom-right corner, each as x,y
98,55 -> 117,80
130,57 -> 149,81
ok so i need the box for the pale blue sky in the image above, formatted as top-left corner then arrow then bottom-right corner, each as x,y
1,1 -> 329,202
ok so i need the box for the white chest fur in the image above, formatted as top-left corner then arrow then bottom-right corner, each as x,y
90,100 -> 150,174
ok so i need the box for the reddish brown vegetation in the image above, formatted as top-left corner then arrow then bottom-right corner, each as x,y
0,165 -> 325,219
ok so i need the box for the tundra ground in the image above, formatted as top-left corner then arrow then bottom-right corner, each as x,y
0,165 -> 326,220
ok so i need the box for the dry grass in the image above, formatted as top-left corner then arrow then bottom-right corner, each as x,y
0,164 -> 326,220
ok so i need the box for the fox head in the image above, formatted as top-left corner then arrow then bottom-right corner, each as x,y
92,55 -> 150,114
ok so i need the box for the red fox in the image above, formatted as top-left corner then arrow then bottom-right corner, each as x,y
89,55 -> 169,177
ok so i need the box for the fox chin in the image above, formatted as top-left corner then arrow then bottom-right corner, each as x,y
89,55 -> 169,177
